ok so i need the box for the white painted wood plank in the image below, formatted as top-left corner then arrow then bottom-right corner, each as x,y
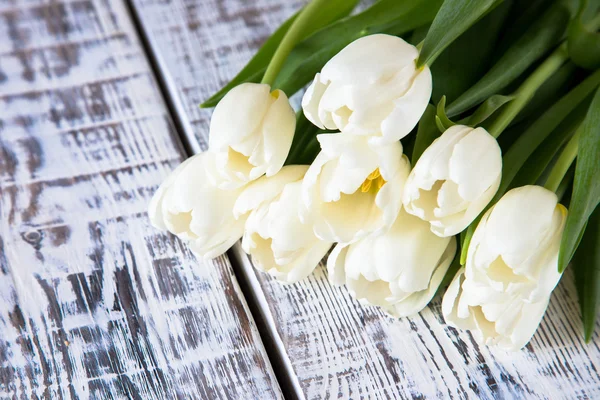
130,0 -> 600,398
0,0 -> 282,398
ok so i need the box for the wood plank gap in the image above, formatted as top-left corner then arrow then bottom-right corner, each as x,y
122,0 -> 200,156
122,1 -> 300,398
229,246 -> 305,400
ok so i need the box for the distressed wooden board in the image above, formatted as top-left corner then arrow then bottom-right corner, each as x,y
131,0 -> 600,398
0,0 -> 283,399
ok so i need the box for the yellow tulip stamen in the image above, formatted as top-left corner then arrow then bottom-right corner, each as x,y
360,168 -> 386,193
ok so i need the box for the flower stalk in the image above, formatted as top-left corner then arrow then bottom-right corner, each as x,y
544,128 -> 580,193
261,0 -> 329,86
487,44 -> 569,138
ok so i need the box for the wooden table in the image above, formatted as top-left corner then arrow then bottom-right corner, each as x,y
0,1 -> 598,399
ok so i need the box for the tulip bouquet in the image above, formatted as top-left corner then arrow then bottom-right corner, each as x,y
149,0 -> 600,351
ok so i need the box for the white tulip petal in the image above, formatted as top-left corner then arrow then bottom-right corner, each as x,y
321,34 -> 418,83
391,237 -> 456,317
374,170 -> 407,234
241,174 -> 332,284
404,125 -> 501,237
301,74 -> 327,129
262,91 -> 297,176
449,128 -> 502,201
150,152 -> 246,259
208,83 -> 295,189
233,165 -> 308,219
333,208 -> 457,317
149,155 -> 197,230
327,243 -> 349,285
377,66 -> 432,144
209,83 -> 271,151
302,34 -> 430,139
193,217 -> 246,260
485,186 -> 557,263
508,299 -> 549,350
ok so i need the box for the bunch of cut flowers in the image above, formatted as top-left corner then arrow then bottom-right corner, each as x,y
149,0 -> 600,351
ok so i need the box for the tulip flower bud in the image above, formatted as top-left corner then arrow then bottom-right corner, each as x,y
328,209 -> 457,317
403,124 -> 502,237
301,34 -> 432,144
300,133 -> 410,244
233,165 -> 332,283
208,83 -> 296,189
148,152 -> 246,259
442,186 -> 567,351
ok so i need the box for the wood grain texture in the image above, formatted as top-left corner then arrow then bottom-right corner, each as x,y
131,0 -> 600,398
0,0 -> 282,398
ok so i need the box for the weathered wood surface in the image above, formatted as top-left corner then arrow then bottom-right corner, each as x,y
0,0 -> 282,398
131,0 -> 600,398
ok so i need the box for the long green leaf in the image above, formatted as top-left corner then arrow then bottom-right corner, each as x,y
574,204 -> 600,342
411,105 -> 440,164
503,71 -> 600,194
285,112 -> 319,165
462,94 -> 515,126
418,0 -> 500,67
274,0 -> 441,95
559,87 -> 600,272
513,62 -> 577,125
446,3 -> 571,116
429,0 -> 513,104
200,0 -> 359,107
495,0 -> 557,55
510,101 -> 590,191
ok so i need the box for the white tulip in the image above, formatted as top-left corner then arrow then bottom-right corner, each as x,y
300,133 -> 410,244
149,152 -> 246,259
328,208 -> 457,317
235,166 -> 332,283
208,83 -> 296,189
403,125 -> 502,237
442,186 -> 567,351
301,34 -> 432,144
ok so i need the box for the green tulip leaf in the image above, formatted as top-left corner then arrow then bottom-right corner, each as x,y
504,71 -> 600,194
285,112 -> 320,165
447,3 -> 571,116
556,163 -> 575,201
511,105 -> 588,191
574,205 -> 600,342
496,0 -> 559,53
461,94 -> 515,126
513,62 -> 577,125
412,105 -> 440,165
436,96 -> 455,130
559,87 -> 600,272
429,0 -> 512,104
417,0 -> 500,68
435,116 -> 447,133
200,0 -> 359,107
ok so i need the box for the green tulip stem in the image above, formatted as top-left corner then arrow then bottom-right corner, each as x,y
261,0 -> 326,87
544,128 -> 581,194
488,44 -> 569,138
